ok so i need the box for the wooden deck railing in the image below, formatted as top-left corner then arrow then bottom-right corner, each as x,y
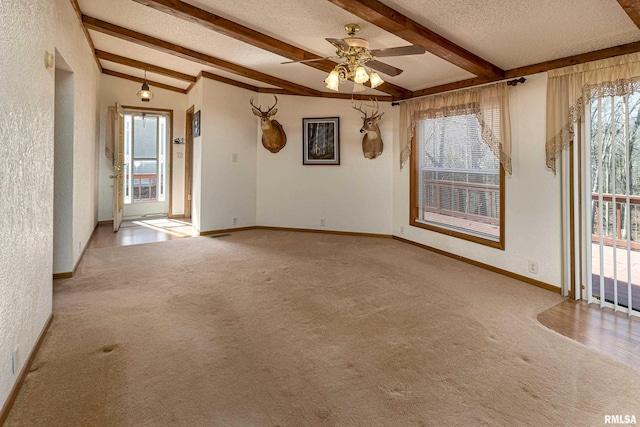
129,173 -> 160,202
592,193 -> 640,250
422,179 -> 500,225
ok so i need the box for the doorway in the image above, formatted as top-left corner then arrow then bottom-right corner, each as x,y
121,108 -> 171,220
53,52 -> 74,275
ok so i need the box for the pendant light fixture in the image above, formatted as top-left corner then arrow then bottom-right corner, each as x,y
137,70 -> 154,102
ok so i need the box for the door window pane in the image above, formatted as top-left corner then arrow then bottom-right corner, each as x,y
123,113 -> 167,204
133,116 -> 157,158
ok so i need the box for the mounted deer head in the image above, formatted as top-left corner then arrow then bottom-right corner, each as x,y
250,95 -> 287,153
352,98 -> 384,159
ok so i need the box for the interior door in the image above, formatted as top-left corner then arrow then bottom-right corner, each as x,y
112,103 -> 125,231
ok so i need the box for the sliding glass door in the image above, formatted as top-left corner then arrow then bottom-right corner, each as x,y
584,93 -> 640,316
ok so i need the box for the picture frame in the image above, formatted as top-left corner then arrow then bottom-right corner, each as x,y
193,110 -> 201,138
302,117 -> 340,165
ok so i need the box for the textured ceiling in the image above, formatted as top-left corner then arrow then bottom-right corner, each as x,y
386,0 -> 639,69
76,0 -> 640,97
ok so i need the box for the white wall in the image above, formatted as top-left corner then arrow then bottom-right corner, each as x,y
0,0 -> 101,410
53,0 -> 102,268
53,65 -> 74,274
392,72 -> 563,288
256,95 -> 394,234
98,74 -> 187,221
196,78 -> 258,232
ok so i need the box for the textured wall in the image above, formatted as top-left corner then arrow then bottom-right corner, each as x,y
392,72 -> 563,288
0,0 -> 102,410
256,94 -> 393,234
0,0 -> 55,408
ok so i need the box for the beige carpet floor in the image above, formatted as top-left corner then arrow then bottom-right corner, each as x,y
5,230 -> 640,426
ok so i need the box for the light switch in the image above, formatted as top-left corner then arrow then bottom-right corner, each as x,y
177,152 -> 184,159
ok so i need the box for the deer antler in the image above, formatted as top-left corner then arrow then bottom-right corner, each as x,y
266,95 -> 278,114
352,97 -> 381,119
351,100 -> 369,119
249,96 -> 262,112
251,95 -> 278,113
369,98 -> 379,118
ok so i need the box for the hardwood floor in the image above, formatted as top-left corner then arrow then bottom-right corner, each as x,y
538,299 -> 640,369
88,218 -> 196,249
87,223 -> 640,371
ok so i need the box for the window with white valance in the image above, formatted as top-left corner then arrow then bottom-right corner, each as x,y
402,82 -> 512,248
546,52 -> 640,173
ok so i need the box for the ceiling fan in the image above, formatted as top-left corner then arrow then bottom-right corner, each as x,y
283,24 -> 426,92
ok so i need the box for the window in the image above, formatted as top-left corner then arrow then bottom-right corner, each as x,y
123,113 -> 167,204
410,111 -> 505,249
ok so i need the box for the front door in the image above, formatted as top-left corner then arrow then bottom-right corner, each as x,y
121,111 -> 170,219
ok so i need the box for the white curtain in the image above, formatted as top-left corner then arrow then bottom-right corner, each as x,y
399,82 -> 512,174
546,52 -> 640,173
106,106 -> 115,163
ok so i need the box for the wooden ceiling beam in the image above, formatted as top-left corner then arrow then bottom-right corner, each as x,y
327,0 -> 504,80
617,0 -> 640,29
406,40 -> 640,101
200,71 -> 260,92
132,0 -> 411,100
102,69 -> 187,93
69,0 -> 102,72
82,15 -> 322,97
96,50 -> 197,82
505,40 -> 640,78
410,76 -> 494,99
195,73 -> 394,101
132,0 -> 322,62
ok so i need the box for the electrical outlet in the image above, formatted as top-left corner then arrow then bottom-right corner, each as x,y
400,226 -> 404,235
232,153 -> 238,163
11,345 -> 19,374
320,219 -> 325,227
233,217 -> 238,225
528,261 -> 539,274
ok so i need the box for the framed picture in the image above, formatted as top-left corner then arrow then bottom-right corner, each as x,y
193,110 -> 201,137
302,117 -> 340,165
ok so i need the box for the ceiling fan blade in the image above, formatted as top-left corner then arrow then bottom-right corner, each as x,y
326,37 -> 350,50
369,45 -> 426,58
281,56 -> 338,64
367,60 -> 403,77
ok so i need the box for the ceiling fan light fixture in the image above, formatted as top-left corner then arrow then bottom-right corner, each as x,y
325,70 -> 341,91
369,71 -> 384,89
137,71 -> 154,102
344,37 -> 369,49
353,66 -> 369,84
